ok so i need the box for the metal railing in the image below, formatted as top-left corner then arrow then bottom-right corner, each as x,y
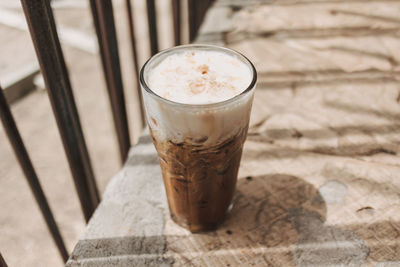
0,0 -> 214,264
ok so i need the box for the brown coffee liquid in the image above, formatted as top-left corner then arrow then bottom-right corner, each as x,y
151,127 -> 248,232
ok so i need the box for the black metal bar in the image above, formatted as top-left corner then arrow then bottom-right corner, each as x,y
188,0 -> 197,42
89,0 -> 131,162
171,0 -> 181,45
88,0 -> 108,90
125,0 -> 146,127
0,252 -> 8,267
20,0 -> 100,222
147,0 -> 159,55
0,87 -> 68,262
188,0 -> 215,42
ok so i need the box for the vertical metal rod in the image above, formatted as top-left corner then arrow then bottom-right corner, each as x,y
0,87 -> 68,262
171,0 -> 181,45
146,0 -> 159,56
0,253 -> 7,267
20,0 -> 100,222
125,0 -> 146,127
188,0 -> 197,42
89,0 -> 131,162
188,0 -> 215,42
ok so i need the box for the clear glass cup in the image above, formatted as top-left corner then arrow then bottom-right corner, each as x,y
140,44 -> 257,232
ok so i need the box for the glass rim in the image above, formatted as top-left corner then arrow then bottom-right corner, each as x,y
139,44 -> 257,108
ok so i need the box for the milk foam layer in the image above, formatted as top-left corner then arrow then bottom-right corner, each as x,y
147,50 -> 252,104
142,46 -> 255,145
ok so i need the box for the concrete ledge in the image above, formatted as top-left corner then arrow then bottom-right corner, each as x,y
66,133 -> 169,266
1,62 -> 39,103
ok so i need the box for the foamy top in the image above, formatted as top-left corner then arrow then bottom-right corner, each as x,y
147,50 -> 252,104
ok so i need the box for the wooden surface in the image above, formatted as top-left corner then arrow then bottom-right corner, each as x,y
67,0 -> 400,266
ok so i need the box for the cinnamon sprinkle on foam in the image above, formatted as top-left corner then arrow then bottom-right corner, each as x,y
147,50 -> 251,104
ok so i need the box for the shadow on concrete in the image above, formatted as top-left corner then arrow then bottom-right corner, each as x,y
67,174 -> 324,266
125,152 -> 159,167
244,141 -> 397,158
330,9 -> 400,25
324,101 -> 400,121
167,174 -> 329,265
166,174 -> 372,265
247,118 -> 399,157
198,26 -> 400,44
66,174 -> 400,266
136,134 -> 153,145
255,69 -> 400,89
249,123 -> 400,140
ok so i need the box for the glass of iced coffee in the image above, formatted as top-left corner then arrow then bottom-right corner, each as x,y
140,44 -> 256,232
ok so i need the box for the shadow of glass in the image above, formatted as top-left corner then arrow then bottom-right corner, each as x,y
166,174 -> 327,266
167,174 -> 371,266
223,174 -> 326,246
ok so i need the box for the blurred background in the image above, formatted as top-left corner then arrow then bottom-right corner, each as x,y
0,0 -> 189,266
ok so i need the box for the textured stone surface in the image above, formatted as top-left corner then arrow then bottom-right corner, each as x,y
68,0 -> 400,266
